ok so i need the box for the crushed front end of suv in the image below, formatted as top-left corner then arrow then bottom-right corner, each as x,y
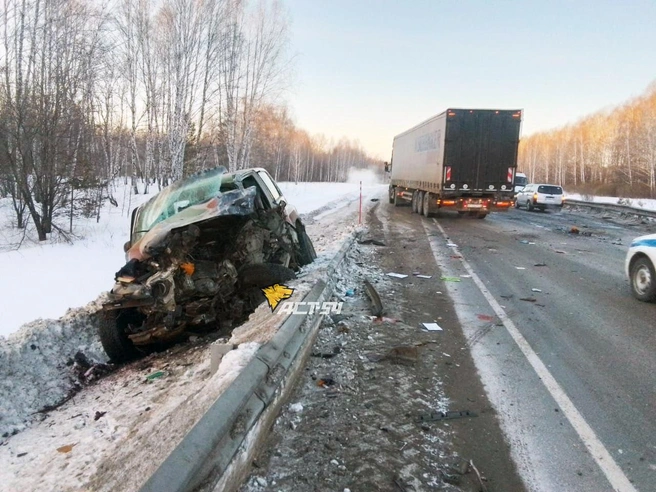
99,167 -> 316,361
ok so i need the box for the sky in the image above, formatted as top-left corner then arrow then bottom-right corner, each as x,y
284,0 -> 656,159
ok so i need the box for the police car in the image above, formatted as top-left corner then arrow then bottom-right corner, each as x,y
625,233 -> 656,302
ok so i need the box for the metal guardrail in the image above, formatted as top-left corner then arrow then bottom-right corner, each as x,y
140,234 -> 356,492
564,198 -> 656,219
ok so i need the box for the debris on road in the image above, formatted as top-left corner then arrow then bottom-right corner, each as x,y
440,276 -> 461,282
56,443 -> 77,454
416,410 -> 477,423
421,322 -> 443,331
477,314 -> 494,321
386,272 -> 408,278
358,237 -> 386,246
519,297 -> 537,302
366,346 -> 420,365
311,346 -> 341,359
413,274 -> 432,279
363,279 -> 384,317
145,370 -> 166,381
515,266 -> 526,270
531,288 -> 542,293
288,403 -> 304,413
534,262 -> 547,267
446,243 -> 458,247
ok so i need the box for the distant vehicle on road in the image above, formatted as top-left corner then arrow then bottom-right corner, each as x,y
514,183 -> 564,211
625,232 -> 656,302
386,108 -> 522,219
513,171 -> 528,194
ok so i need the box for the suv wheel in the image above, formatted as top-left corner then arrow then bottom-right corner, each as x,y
527,201 -> 534,211
98,309 -> 144,363
296,223 -> 317,266
630,257 -> 656,302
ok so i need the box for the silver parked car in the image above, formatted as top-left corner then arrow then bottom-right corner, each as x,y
514,183 -> 564,211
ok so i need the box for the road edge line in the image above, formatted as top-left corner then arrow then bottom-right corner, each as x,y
428,217 -> 637,492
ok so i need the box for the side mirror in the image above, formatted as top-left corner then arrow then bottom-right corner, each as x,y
384,162 -> 391,173
123,241 -> 132,253
279,199 -> 287,209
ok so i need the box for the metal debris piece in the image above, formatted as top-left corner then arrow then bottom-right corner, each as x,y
520,297 -> 537,302
94,411 -> 107,421
416,410 -> 477,423
534,263 -> 547,267
311,346 -> 341,359
358,237 -> 386,246
363,279 -> 384,317
531,288 -> 542,293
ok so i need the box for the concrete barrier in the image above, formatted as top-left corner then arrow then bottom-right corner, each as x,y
140,234 -> 356,492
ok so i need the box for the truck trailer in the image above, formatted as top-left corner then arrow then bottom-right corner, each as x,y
387,108 -> 522,218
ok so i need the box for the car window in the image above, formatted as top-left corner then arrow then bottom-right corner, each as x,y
258,171 -> 282,201
537,185 -> 562,194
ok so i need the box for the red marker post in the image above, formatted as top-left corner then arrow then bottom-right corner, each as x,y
359,180 -> 362,224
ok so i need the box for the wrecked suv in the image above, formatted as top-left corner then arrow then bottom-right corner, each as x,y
99,167 -> 316,362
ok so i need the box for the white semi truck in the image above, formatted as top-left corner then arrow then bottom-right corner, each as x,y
387,108 -> 522,218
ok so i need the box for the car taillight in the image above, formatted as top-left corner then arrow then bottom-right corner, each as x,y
533,193 -> 538,202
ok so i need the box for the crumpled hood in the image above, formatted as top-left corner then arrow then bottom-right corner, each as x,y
127,187 -> 257,262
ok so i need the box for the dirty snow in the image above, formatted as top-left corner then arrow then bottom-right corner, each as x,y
0,178 -> 386,492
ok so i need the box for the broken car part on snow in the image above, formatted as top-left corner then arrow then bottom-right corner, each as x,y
98,167 -> 317,362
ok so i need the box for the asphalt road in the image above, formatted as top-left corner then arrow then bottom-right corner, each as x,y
416,204 -> 656,491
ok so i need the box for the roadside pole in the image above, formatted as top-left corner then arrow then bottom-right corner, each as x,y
359,180 -> 362,224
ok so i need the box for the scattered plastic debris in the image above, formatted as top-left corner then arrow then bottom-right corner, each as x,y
531,288 -> 542,293
520,297 -> 537,302
569,226 -> 580,234
387,272 -> 408,279
450,255 -> 462,259
519,240 -> 530,244
440,276 -> 461,282
317,378 -> 336,388
345,289 -> 355,297
367,346 -> 419,364
446,243 -> 458,247
555,250 -> 567,254
477,314 -> 494,321
146,371 -> 166,381
421,322 -> 443,331
515,267 -> 526,270
460,274 -> 472,278
414,274 -> 432,279
534,263 -> 547,267
56,443 -> 77,454
93,411 -> 107,421
289,402 -> 304,413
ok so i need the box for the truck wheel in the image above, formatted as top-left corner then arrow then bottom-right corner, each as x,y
98,309 -> 143,363
630,257 -> 656,302
393,189 -> 402,207
411,191 -> 418,213
415,191 -> 423,214
295,222 -> 317,266
388,186 -> 395,204
422,192 -> 432,217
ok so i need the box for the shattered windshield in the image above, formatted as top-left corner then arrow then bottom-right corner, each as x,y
132,167 -> 231,241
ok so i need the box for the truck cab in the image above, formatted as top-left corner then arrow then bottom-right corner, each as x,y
513,172 -> 528,194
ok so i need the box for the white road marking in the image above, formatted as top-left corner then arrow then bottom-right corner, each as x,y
427,217 -> 637,492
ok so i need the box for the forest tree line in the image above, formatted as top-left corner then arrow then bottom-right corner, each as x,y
518,83 -> 656,198
0,0 -> 381,241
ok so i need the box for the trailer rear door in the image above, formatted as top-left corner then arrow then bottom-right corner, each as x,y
443,110 -> 521,192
